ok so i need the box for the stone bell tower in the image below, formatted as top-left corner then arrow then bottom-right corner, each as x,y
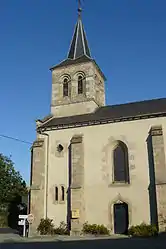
50,4 -> 106,118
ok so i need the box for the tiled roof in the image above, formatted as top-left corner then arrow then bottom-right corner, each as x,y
67,14 -> 91,60
50,55 -> 106,80
50,55 -> 92,70
39,98 -> 166,130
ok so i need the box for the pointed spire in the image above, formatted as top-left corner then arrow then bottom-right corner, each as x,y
67,1 -> 91,60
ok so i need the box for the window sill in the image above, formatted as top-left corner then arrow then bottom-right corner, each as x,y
109,182 -> 130,187
30,185 -> 40,190
53,201 -> 58,205
59,201 -> 65,204
53,200 -> 65,205
70,184 -> 82,189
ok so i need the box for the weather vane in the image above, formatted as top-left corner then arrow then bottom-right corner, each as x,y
78,0 -> 82,16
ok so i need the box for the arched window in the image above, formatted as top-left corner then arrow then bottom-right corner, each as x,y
63,78 -> 69,97
61,186 -> 65,201
55,186 -> 58,201
78,75 -> 84,94
113,141 -> 129,183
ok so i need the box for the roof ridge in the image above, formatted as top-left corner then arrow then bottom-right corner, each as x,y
99,97 -> 166,109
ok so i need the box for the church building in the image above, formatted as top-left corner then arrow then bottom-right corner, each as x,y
30,5 -> 166,235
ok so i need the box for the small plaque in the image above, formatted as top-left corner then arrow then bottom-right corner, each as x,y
18,219 -> 25,226
72,209 -> 80,219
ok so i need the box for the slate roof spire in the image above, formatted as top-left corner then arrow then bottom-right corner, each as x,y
67,1 -> 91,60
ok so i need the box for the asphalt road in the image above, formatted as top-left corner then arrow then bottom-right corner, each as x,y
0,228 -> 19,234
1,237 -> 166,249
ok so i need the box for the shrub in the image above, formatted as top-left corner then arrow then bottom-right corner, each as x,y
82,222 -> 110,235
128,223 -> 158,237
0,207 -> 8,228
37,218 -> 54,235
37,219 -> 69,236
53,221 -> 69,235
0,213 -> 8,227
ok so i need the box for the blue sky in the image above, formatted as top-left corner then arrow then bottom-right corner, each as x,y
0,0 -> 166,184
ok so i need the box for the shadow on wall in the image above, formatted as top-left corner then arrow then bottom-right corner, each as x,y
1,236 -> 166,249
146,134 -> 158,227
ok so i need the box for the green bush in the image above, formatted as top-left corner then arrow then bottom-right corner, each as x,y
53,221 -> 69,235
37,219 -> 69,236
0,213 -> 8,227
0,207 -> 8,228
128,223 -> 158,237
37,218 -> 54,235
82,222 -> 110,235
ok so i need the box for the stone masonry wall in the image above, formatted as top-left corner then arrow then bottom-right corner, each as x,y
70,135 -> 85,235
150,125 -> 166,231
51,61 -> 105,117
29,139 -> 45,235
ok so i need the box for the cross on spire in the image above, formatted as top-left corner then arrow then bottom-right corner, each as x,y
78,0 -> 82,16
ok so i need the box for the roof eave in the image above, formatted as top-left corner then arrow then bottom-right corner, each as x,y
92,60 -> 107,81
49,58 -> 106,81
49,58 -> 72,71
38,112 -> 166,131
49,57 -> 91,71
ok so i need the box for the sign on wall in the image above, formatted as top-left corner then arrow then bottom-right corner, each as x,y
72,209 -> 80,219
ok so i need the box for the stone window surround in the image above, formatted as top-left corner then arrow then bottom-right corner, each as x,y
60,71 -> 87,99
55,141 -> 66,158
53,184 -> 66,205
61,74 -> 71,98
59,185 -> 65,204
111,140 -> 130,186
63,78 -> 69,97
54,185 -> 58,204
76,71 -> 86,96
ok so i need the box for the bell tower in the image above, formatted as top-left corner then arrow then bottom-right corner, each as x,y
50,3 -> 106,118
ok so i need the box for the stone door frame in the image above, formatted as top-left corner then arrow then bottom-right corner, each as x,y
109,194 -> 132,234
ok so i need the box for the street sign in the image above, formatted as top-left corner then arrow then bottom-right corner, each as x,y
19,215 -> 28,219
18,214 -> 28,237
27,214 -> 34,224
18,219 -> 25,226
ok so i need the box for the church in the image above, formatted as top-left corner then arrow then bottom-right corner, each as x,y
30,5 -> 166,235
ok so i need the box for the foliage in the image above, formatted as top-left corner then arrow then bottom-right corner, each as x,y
53,221 -> 69,235
37,219 -> 69,235
82,222 -> 110,235
37,218 -> 55,235
0,153 -> 27,208
128,223 -> 158,237
0,214 -> 8,227
0,153 -> 27,228
158,213 -> 166,229
0,206 -> 8,227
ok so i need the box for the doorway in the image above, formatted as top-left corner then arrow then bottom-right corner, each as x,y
113,202 -> 129,234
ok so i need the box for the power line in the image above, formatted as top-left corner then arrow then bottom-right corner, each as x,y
0,134 -> 32,145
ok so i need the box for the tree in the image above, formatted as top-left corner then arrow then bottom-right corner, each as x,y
0,153 -> 27,208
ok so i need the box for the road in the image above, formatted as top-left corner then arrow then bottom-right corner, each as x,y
0,236 -> 166,249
